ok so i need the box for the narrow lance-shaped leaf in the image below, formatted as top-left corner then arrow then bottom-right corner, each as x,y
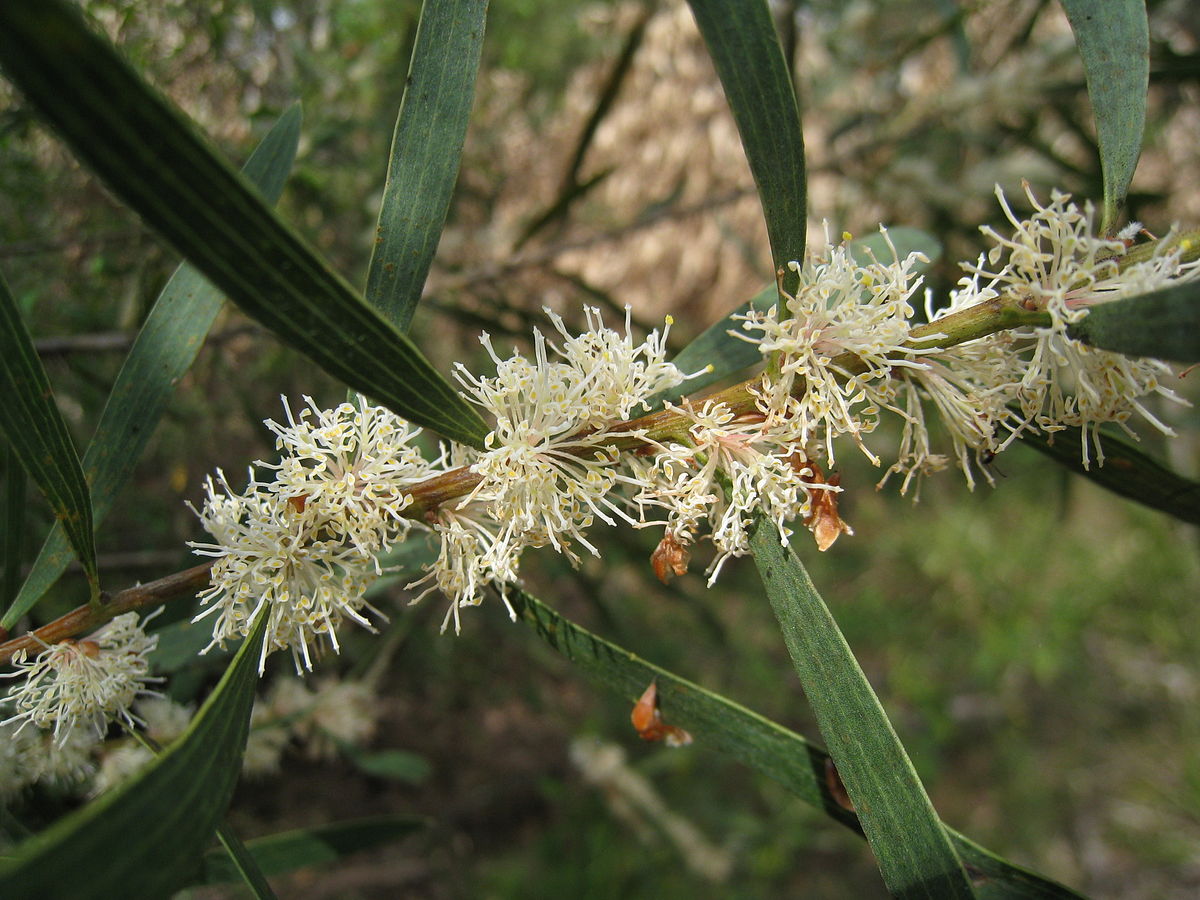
0,0 -> 488,448
749,518 -> 976,899
0,610 -> 269,899
2,105 -> 303,631
200,816 -> 429,885
511,587 -> 1084,899
2,441 -> 27,611
214,821 -> 278,900
1016,422 -> 1200,526
0,271 -> 98,601
1067,279 -> 1200,363
685,0 -> 807,292
365,0 -> 488,331
1059,0 -> 1149,234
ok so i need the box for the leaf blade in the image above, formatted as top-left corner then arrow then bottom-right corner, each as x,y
511,587 -> 1083,898
0,610 -> 269,899
1059,0 -> 1149,234
364,0 -> 488,331
200,815 -> 429,885
1067,279 -> 1200,363
749,519 -> 975,898
685,0 -> 807,291
1016,424 -> 1200,525
2,105 -> 303,630
0,272 -> 97,599
0,0 -> 488,447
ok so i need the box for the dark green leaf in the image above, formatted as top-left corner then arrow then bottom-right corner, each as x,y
0,0 -> 488,448
685,0 -> 807,292
657,284 -> 778,404
2,105 -> 302,631
749,518 -> 975,898
345,748 -> 432,783
0,610 -> 268,899
1059,0 -> 1149,234
511,587 -> 1083,899
364,0 -> 488,331
1067,280 -> 1200,363
2,441 -> 26,610
1016,423 -> 1200,525
0,271 -> 97,600
149,615 -> 237,673
659,228 -> 941,403
214,821 -> 278,900
200,815 -> 429,885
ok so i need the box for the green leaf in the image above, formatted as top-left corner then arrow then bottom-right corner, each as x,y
685,0 -> 807,292
345,748 -> 433,784
214,821 -> 278,900
511,587 -> 1083,899
1016,423 -> 1200,526
749,518 -> 975,898
2,105 -> 302,631
657,283 -> 778,403
1059,0 -> 1149,234
0,0 -> 488,448
149,617 -> 230,673
1067,280 -> 1200,363
659,228 -> 941,404
0,271 -> 98,601
2,441 -> 26,610
364,0 -> 488,331
0,610 -> 269,899
200,815 -> 429,885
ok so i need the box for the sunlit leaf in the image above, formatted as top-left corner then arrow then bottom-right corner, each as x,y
750,518 -> 975,898
0,610 -> 268,899
1059,0 -> 1149,234
364,0 -> 488,330
2,105 -> 302,631
0,0 -> 488,448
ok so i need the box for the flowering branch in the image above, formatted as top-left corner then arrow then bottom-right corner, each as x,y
0,563 -> 213,667
2,188 -> 1196,677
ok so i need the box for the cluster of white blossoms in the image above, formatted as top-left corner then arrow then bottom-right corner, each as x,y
175,187 -> 1193,672
2,186 -> 1188,759
188,399 -> 440,672
951,185 -> 1197,466
0,612 -> 161,750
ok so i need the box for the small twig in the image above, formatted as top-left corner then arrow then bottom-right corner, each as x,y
0,561 -> 213,666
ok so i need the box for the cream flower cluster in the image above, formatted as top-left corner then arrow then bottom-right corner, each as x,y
632,400 -> 823,583
192,309 -> 706,660
739,189 -> 1196,495
951,185 -> 1197,466
0,612 -> 161,747
735,227 -> 1009,497
189,398 -> 438,672
183,188 -> 1193,668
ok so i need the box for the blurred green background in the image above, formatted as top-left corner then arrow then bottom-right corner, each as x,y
1,0 -> 1198,897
